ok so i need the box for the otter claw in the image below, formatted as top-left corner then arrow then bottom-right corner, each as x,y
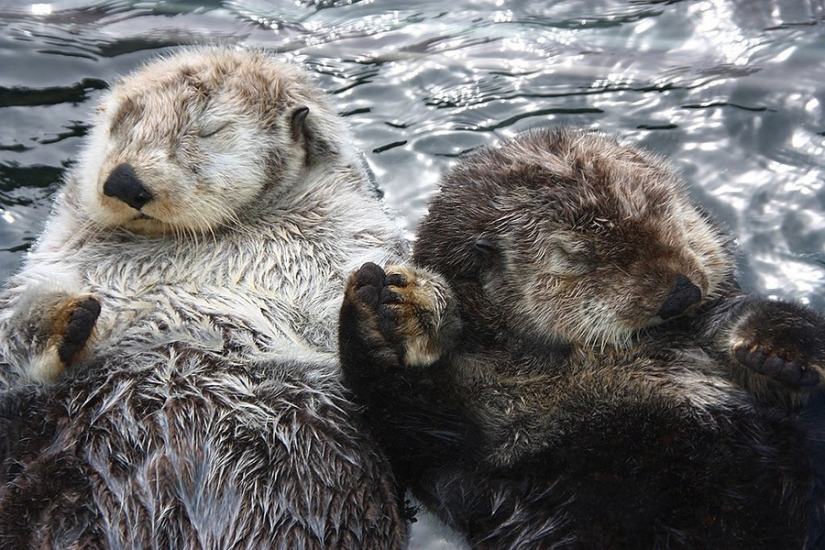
734,345 -> 820,387
385,273 -> 408,288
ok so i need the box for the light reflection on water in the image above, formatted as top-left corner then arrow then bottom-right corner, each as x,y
1,1 -> 824,547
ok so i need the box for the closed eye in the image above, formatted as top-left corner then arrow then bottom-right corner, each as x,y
197,121 -> 231,138
544,233 -> 596,276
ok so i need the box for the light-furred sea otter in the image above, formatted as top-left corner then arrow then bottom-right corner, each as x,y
339,128 -> 825,549
0,48 -> 408,548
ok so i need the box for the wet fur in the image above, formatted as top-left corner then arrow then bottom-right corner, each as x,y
339,128 -> 825,549
0,48 -> 408,548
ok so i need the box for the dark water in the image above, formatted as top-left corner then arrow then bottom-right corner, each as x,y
1,0 -> 824,547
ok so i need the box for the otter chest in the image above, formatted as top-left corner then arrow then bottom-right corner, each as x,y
79,230 -> 346,356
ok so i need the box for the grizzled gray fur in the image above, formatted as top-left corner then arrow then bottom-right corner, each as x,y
0,48 -> 409,549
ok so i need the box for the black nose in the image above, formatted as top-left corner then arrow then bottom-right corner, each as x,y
657,275 -> 702,320
103,164 -> 153,210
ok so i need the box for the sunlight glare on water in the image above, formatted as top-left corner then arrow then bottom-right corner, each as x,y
31,3 -> 53,15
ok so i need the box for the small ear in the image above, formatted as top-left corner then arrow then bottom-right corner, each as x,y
290,106 -> 309,142
474,238 -> 498,257
471,237 -> 501,272
290,106 -> 338,165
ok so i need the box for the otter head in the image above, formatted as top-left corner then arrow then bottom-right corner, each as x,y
73,48 -> 340,236
415,128 -> 734,348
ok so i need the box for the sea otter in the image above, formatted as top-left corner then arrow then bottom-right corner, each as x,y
339,128 -> 825,549
0,48 -> 408,548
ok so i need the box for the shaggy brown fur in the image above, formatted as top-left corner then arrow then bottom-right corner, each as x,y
340,128 -> 825,549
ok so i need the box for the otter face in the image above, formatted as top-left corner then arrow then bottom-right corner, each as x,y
74,48 -> 336,236
482,188 -> 730,348
416,129 -> 734,348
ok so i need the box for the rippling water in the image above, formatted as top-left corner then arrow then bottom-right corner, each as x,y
1,0 -> 824,547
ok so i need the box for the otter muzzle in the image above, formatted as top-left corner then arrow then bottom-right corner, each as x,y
103,163 -> 153,211
657,275 -> 702,320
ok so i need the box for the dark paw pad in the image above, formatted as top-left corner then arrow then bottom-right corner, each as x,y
354,262 -> 386,289
352,264 -> 408,338
735,345 -> 820,387
57,297 -> 101,364
355,284 -> 382,310
349,262 -> 380,308
377,302 -> 400,343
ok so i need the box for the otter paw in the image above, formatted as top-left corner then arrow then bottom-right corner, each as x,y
54,296 -> 101,365
734,345 -> 821,387
11,290 -> 101,382
731,303 -> 825,389
347,262 -> 459,368
382,264 -> 460,367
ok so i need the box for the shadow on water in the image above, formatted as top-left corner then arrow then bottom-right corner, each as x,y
1,1 -> 824,547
